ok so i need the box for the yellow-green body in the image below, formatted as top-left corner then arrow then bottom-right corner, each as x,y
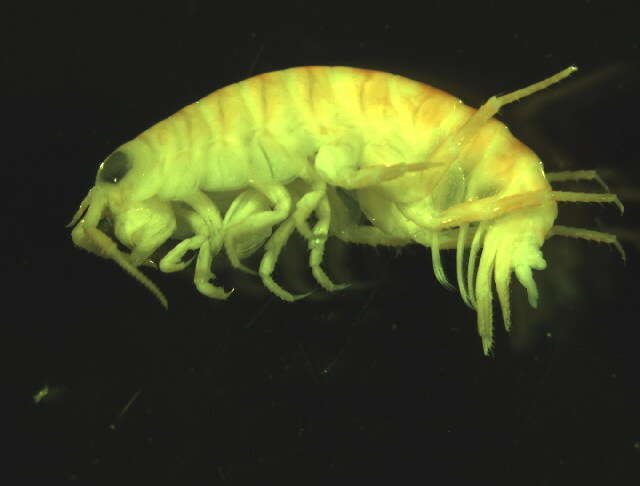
70,66 -> 622,355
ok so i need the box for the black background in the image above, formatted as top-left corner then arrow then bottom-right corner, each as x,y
6,1 -> 639,484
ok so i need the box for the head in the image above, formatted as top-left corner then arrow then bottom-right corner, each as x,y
69,142 -> 175,307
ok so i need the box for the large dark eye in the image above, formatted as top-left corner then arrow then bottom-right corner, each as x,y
98,151 -> 131,184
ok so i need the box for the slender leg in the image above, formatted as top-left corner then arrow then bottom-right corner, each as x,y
183,190 -> 225,256
549,225 -> 626,261
401,187 -> 623,233
225,183 -> 292,273
546,170 -> 610,192
308,196 -> 349,292
551,190 -> 624,213
222,189 -> 273,274
324,160 -> 430,189
257,193 -> 349,301
450,67 -> 578,149
180,191 -> 230,299
258,217 -> 310,301
402,189 -> 551,230
159,207 -> 208,273
293,179 -> 326,239
314,140 -> 429,190
193,227 -> 232,299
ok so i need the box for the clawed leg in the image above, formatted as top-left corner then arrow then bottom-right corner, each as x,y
193,228 -> 232,299
294,179 -> 326,239
258,217 -> 310,301
549,225 -> 626,261
546,172 -> 624,259
307,196 -> 350,292
159,207 -> 209,273
224,184 -> 291,275
546,168 -> 623,212
291,179 -> 350,292
177,191 -> 230,299
546,170 -> 610,192
258,194 -> 349,300
159,207 -> 230,299
222,189 -> 273,275
551,190 -> 624,213
225,182 -> 291,274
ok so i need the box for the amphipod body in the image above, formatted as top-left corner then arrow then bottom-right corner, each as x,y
69,66 -> 623,354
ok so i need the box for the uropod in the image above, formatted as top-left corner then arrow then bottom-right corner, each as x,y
69,66 -> 624,354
